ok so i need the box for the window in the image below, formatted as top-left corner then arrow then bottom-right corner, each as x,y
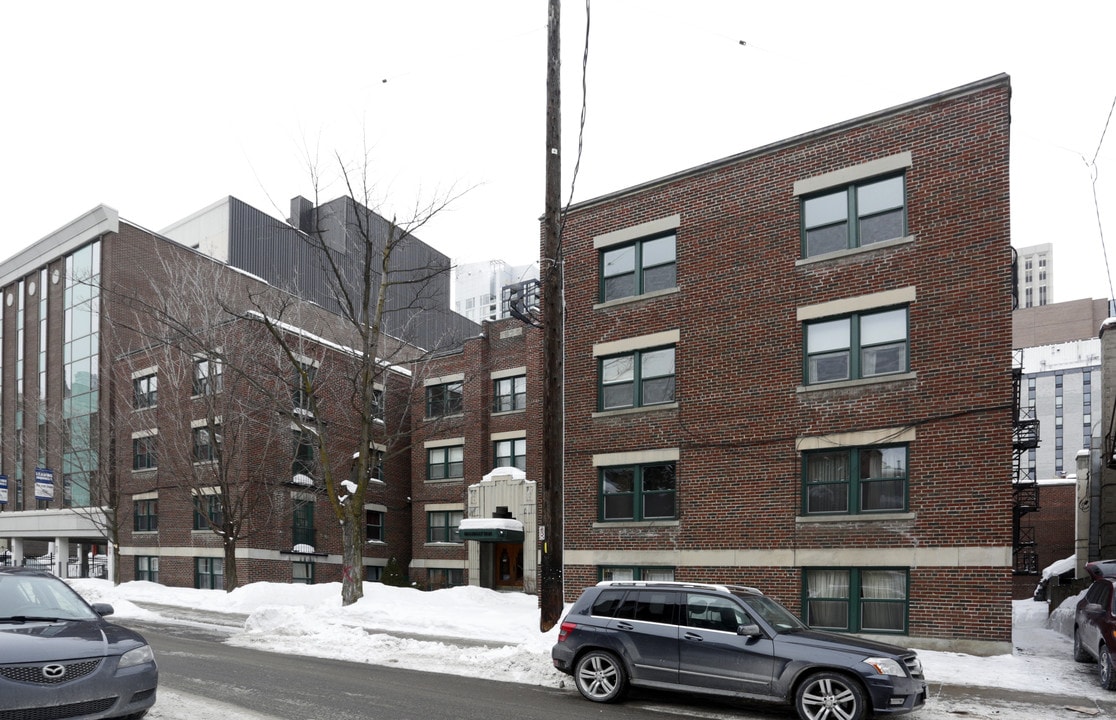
494,375 -> 527,412
292,430 -> 316,478
135,556 -> 159,583
293,499 -> 315,547
292,562 -> 314,584
294,361 -> 317,411
132,436 -> 157,471
427,445 -> 464,480
803,445 -> 907,515
369,449 -> 385,482
802,175 -> 905,257
366,509 -> 385,542
193,494 -> 223,531
600,233 -> 677,302
372,387 -> 385,421
192,425 -> 220,463
804,568 -> 908,633
427,567 -> 463,589
195,557 -> 224,590
599,567 -> 675,582
133,499 -> 158,532
426,381 -> 463,417
494,438 -> 527,471
805,307 -> 908,384
427,510 -> 462,543
600,462 -> 677,521
133,374 -> 157,409
599,346 -> 675,410
193,356 -> 223,396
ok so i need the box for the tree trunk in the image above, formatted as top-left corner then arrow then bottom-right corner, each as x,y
224,537 -> 239,591
340,513 -> 365,605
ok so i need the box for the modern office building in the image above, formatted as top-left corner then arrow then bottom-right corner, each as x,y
1015,243 -> 1053,309
454,260 -> 539,323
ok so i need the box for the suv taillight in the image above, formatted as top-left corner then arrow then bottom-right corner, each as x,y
558,621 -> 577,642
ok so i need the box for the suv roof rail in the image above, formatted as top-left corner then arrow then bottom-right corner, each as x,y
595,580 -> 764,596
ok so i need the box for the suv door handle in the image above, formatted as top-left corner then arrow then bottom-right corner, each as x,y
683,632 -> 704,641
615,621 -> 634,631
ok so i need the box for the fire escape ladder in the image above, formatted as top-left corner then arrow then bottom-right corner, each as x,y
1012,352 -> 1040,575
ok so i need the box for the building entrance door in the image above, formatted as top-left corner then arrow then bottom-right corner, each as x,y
493,542 -> 523,591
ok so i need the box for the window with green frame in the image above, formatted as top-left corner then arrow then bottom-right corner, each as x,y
135,556 -> 159,583
192,425 -> 220,463
133,373 -> 157,409
132,436 -> 157,471
133,499 -> 158,531
600,462 -> 677,521
366,509 -> 384,542
599,566 -> 675,581
426,510 -> 462,543
427,567 -> 463,589
804,567 -> 908,633
427,445 -> 464,480
493,375 -> 527,412
193,494 -> 223,531
803,445 -> 908,515
804,307 -> 908,384
292,561 -> 314,584
802,175 -> 906,257
494,438 -> 526,471
195,557 -> 224,590
293,499 -> 315,546
600,233 -> 677,302
426,381 -> 463,417
599,346 -> 675,411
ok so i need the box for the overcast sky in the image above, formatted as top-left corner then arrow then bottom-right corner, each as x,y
2,1 -> 1113,302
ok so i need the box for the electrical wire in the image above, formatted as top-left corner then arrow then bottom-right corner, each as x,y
554,0 -> 590,266
1084,92 -> 1111,301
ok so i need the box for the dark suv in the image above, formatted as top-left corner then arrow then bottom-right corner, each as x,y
552,581 -> 926,720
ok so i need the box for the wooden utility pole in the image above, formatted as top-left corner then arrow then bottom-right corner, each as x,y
539,0 -> 564,632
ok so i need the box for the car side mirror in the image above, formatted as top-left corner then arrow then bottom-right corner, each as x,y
91,603 -> 114,617
737,623 -> 762,637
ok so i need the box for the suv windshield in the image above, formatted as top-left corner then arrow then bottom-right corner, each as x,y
736,593 -> 807,632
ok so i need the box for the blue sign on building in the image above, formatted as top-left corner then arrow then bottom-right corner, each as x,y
34,468 -> 54,501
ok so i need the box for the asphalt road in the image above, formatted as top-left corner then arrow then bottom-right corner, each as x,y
120,618 -> 796,720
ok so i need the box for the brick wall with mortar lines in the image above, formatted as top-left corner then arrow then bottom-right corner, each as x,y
407,319 -> 540,586
107,227 -> 411,586
555,78 -> 1013,644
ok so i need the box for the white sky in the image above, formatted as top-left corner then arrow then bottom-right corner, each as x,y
2,1 -> 1114,302
66,577 -> 1111,719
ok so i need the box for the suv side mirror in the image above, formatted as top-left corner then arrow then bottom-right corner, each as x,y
737,623 -> 762,637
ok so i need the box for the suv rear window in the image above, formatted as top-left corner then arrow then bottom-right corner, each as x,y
590,589 -> 626,617
615,590 -> 676,624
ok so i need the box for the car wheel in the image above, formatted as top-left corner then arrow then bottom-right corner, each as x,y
573,650 -> 628,703
1101,646 -> 1116,691
795,671 -> 867,720
1074,627 -> 1093,663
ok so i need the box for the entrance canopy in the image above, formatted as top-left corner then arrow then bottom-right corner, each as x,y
458,517 -> 524,543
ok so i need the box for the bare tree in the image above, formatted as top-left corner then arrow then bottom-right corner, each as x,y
248,155 -> 468,606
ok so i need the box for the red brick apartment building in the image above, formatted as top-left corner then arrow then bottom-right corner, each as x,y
0,208 -> 414,587
553,74 -> 1013,653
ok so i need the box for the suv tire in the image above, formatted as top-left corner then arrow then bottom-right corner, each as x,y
573,650 -> 628,703
1102,646 -> 1116,691
795,671 -> 866,720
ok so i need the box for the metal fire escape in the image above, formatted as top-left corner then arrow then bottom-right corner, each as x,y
1012,349 -> 1041,574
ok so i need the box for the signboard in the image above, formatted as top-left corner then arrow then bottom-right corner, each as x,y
0,474 -> 6,505
34,468 -> 54,501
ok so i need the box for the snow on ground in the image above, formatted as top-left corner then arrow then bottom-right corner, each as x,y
65,579 -> 1109,718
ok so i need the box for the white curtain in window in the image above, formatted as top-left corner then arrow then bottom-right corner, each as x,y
861,570 -> 906,631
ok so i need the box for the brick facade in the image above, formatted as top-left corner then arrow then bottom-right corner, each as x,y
554,75 -> 1014,652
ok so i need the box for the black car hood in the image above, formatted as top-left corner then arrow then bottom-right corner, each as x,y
0,619 -> 143,663
778,627 -> 912,657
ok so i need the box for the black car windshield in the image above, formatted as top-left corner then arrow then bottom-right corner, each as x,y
0,575 -> 99,622
736,593 -> 807,632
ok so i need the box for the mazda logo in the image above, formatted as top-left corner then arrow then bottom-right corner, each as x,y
41,664 -> 66,680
